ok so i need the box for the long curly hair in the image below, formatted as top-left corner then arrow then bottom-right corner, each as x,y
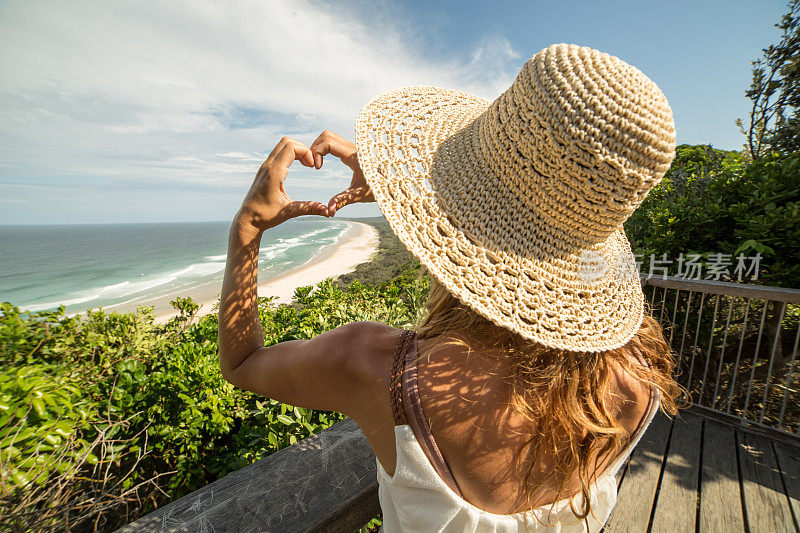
412,274 -> 683,520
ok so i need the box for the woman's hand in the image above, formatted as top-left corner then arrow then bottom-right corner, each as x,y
236,137 -> 330,235
310,130 -> 375,216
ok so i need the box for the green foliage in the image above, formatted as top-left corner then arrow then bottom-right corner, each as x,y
738,0 -> 800,159
628,5 -> 800,288
726,154 -> 800,285
0,364 -> 95,488
625,147 -> 800,288
335,217 -> 421,287
625,145 -> 745,257
0,252 -> 428,532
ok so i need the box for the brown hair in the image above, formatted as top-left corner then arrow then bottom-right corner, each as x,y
413,274 -> 683,520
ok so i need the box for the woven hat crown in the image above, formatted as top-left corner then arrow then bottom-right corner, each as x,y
354,43 -> 677,351
479,43 -> 676,248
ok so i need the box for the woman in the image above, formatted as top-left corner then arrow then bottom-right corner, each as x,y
218,43 -> 681,531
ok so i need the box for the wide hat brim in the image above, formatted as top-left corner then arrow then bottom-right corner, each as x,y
354,86 -> 644,352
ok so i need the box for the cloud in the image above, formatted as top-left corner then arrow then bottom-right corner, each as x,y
0,0 -> 521,223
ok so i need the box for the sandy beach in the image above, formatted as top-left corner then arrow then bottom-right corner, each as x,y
149,220 -> 379,323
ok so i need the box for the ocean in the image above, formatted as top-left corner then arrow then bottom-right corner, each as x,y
0,219 -> 352,315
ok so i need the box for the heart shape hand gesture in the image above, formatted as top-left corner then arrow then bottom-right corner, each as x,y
236,131 -> 375,234
310,130 -> 375,216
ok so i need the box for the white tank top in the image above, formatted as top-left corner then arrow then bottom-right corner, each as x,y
377,330 -> 661,532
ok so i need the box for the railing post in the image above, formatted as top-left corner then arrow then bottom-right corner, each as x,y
640,275 -> 800,437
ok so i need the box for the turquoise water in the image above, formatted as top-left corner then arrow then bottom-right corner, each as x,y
0,219 -> 350,315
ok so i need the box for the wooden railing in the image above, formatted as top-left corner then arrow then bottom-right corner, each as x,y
641,275 -> 800,436
116,418 -> 378,532
118,277 -> 800,531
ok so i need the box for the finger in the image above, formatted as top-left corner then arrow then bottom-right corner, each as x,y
309,136 -> 333,170
327,195 -> 339,214
265,136 -> 314,167
265,136 -> 291,163
309,138 -> 324,169
327,185 -> 371,214
280,200 -> 330,220
264,136 -> 311,166
309,131 -> 357,170
272,139 -> 315,172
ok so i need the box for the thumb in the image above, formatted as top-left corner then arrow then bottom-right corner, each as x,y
327,186 -> 371,215
281,200 -> 330,219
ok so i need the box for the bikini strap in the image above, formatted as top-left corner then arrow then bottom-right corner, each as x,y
390,329 -> 414,426
389,329 -> 465,498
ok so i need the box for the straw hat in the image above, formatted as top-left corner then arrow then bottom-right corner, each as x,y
354,43 -> 676,352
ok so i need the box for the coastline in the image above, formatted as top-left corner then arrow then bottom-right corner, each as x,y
151,220 -> 379,324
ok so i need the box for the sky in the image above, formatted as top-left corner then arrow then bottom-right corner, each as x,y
0,0 -> 788,225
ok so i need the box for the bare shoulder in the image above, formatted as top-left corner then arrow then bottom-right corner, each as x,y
335,321 -> 404,399
607,357 -> 654,435
330,321 -> 406,472
219,319 -> 404,418
308,320 -> 405,411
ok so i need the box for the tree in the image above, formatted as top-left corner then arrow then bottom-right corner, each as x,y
737,0 -> 800,159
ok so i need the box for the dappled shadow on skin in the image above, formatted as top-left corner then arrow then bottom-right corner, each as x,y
409,328 -> 800,526
217,204 -> 330,380
217,227 -> 262,378
415,336 -> 536,514
410,331 -> 634,516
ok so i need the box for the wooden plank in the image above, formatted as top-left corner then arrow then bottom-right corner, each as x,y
772,439 -> 800,528
605,411 -> 673,532
699,419 -> 745,531
650,411 -> 703,533
738,430 -> 796,532
115,418 -> 380,533
689,405 -> 800,450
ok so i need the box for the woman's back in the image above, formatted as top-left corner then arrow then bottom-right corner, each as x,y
414,332 -> 654,514
376,327 -> 661,532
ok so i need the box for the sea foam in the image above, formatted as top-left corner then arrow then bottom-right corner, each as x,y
16,221 -> 350,314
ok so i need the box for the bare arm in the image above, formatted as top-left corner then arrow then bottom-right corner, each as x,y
217,136 -> 328,378
217,132 -> 384,415
217,219 -> 266,379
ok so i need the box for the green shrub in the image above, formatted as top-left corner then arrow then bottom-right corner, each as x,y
625,147 -> 800,288
0,259 -> 428,532
0,364 -> 95,488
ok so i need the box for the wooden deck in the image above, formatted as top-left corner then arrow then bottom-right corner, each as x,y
118,411 -> 800,532
605,410 -> 800,532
